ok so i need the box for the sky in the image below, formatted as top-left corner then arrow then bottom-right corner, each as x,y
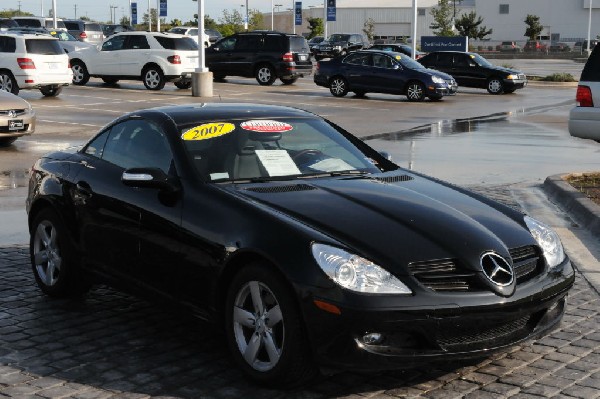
3,0 -> 326,24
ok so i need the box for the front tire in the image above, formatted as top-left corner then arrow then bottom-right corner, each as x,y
142,66 -> 166,90
329,76 -> 348,97
174,80 -> 192,89
225,263 -> 316,387
0,137 -> 17,146
0,71 -> 18,94
487,77 -> 504,94
71,61 -> 90,86
406,81 -> 426,102
40,85 -> 62,97
255,64 -> 276,86
30,208 -> 90,298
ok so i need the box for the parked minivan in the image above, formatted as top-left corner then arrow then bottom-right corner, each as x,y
205,31 -> 312,85
63,20 -> 104,45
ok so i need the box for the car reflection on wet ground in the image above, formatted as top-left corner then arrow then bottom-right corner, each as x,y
365,112 -> 600,186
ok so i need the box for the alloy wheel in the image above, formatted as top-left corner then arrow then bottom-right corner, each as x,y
329,77 -> 348,97
233,280 -> 284,372
488,79 -> 503,94
145,70 -> 161,89
0,73 -> 15,94
32,220 -> 62,287
257,67 -> 275,85
407,82 -> 425,101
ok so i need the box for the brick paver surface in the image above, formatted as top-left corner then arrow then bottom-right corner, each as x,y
1,187 -> 599,398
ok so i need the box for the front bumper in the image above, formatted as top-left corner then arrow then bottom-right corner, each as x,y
299,259 -> 574,370
504,78 -> 527,90
0,110 -> 35,139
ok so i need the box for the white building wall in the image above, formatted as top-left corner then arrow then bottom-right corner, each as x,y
474,0 -> 600,42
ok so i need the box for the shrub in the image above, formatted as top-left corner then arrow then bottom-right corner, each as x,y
541,73 -> 576,82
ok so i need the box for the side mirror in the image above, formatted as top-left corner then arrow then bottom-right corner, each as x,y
378,151 -> 393,161
122,168 -> 180,193
393,64 -> 401,70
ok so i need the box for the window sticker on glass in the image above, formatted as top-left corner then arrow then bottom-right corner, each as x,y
255,150 -> 301,176
181,122 -> 236,141
240,120 -> 293,133
307,158 -> 355,172
395,55 -> 402,60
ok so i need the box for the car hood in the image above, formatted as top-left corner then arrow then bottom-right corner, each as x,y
233,173 -> 535,275
487,65 -> 523,75
425,68 -> 454,80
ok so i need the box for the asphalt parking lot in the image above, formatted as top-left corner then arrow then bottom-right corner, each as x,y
1,72 -> 600,398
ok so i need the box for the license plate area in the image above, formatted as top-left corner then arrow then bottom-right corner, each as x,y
9,120 -> 24,131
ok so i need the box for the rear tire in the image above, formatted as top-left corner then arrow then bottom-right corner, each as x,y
142,66 -> 166,90
40,85 -> 62,97
101,77 -> 119,85
280,77 -> 298,85
0,71 -> 19,95
174,80 -> 192,89
30,208 -> 90,298
71,61 -> 90,86
225,262 -> 316,387
329,76 -> 348,97
255,65 -> 276,86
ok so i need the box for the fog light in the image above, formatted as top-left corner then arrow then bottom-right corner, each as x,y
362,332 -> 384,345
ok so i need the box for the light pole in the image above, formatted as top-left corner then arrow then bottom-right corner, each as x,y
588,0 -> 593,56
412,0 -> 417,59
51,0 -> 57,29
192,0 -> 213,97
245,0 -> 249,31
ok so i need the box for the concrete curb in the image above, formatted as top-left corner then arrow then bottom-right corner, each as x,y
544,173 -> 600,238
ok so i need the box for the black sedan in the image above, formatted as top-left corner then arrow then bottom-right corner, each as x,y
314,50 -> 457,101
26,104 -> 573,387
419,51 -> 528,94
368,43 -> 425,59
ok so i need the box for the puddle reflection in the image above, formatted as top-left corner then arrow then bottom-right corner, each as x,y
0,170 -> 29,190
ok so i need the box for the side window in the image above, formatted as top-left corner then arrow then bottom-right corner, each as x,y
436,53 -> 453,67
344,53 -> 371,66
218,37 -> 236,51
235,35 -> 263,50
102,35 -> 126,51
0,36 -> 16,53
101,119 -> 174,173
124,35 -> 150,50
264,35 -> 284,51
453,54 -> 469,67
373,54 -> 393,69
84,129 -> 110,158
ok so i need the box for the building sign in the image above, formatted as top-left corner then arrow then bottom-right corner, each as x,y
421,36 -> 469,53
295,2 -> 302,26
327,0 -> 336,22
159,0 -> 167,17
131,2 -> 137,25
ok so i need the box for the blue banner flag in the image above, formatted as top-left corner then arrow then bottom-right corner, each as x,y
295,2 -> 302,26
159,0 -> 167,17
327,0 -> 336,22
131,2 -> 137,25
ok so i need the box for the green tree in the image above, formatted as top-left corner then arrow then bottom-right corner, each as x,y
455,11 -> 492,39
306,17 -> 323,38
204,15 -> 218,30
363,18 -> 375,42
219,9 -> 244,36
0,9 -> 34,17
430,0 -> 456,36
120,16 -> 130,26
170,18 -> 182,27
524,14 -> 543,40
142,8 -> 158,26
248,9 -> 263,31
80,16 -> 91,21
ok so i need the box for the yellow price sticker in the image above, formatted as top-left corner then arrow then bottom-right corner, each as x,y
181,122 -> 236,141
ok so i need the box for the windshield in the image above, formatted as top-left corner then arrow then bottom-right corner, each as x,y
471,53 -> 493,67
181,117 -> 384,182
25,39 -> 63,55
394,53 -> 426,70
328,34 -> 351,42
50,31 -> 77,41
169,28 -> 187,34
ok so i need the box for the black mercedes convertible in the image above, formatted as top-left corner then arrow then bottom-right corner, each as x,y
26,103 -> 574,386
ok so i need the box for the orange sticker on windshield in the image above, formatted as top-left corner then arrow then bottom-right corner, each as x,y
181,122 -> 235,141
240,120 -> 293,133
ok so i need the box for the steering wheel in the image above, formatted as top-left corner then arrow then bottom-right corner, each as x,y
292,149 -> 323,161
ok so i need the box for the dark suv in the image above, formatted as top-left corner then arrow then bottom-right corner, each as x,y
419,51 -> 527,94
205,31 -> 312,85
313,33 -> 368,60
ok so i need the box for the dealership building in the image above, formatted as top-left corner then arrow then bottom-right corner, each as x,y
271,0 -> 600,44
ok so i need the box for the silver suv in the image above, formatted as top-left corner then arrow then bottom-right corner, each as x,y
0,32 -> 72,96
568,45 -> 600,142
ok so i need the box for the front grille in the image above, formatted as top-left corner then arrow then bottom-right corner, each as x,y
518,74 -> 526,80
408,259 -> 482,292
437,315 -> 531,351
0,109 -> 26,117
373,175 -> 414,183
244,184 -> 316,194
510,246 -> 542,283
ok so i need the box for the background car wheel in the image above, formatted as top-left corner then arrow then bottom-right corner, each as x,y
353,91 -> 366,97
174,80 -> 192,89
255,65 -> 276,86
429,95 -> 443,101
71,61 -> 90,86
101,77 -> 119,85
280,77 -> 298,85
40,85 -> 62,97
329,76 -> 348,97
213,74 -> 227,82
0,137 -> 17,147
0,71 -> 19,94
487,77 -> 504,94
143,66 -> 166,90
30,208 -> 90,298
225,262 -> 316,387
406,81 -> 426,102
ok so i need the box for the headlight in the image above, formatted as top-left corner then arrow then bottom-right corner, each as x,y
334,45 -> 342,51
506,74 -> 518,80
524,216 -> 565,269
311,243 -> 412,294
431,76 -> 445,84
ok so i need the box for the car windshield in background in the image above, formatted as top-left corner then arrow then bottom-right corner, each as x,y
290,36 -> 308,51
168,28 -> 187,34
154,36 -> 197,50
395,53 -> 426,69
44,21 -> 67,29
329,34 -> 351,42
25,39 -> 63,55
181,117 -> 382,182
471,53 -> 493,67
50,31 -> 77,41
